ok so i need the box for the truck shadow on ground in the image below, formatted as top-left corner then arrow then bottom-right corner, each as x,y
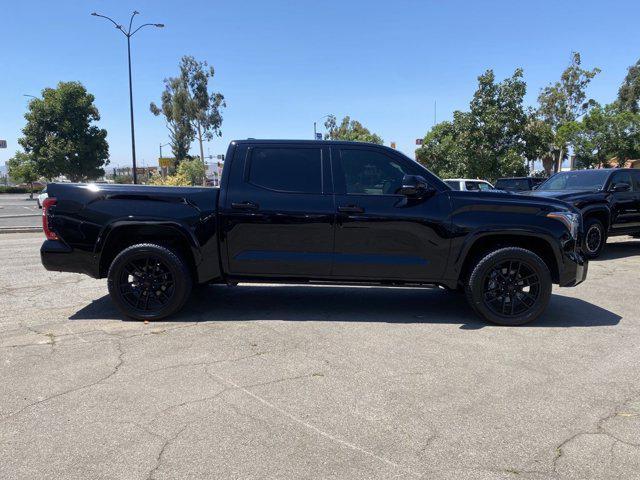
594,239 -> 639,261
70,284 -> 621,329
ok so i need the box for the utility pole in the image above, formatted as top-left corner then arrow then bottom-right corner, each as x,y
434,100 -> 437,126
91,11 -> 164,184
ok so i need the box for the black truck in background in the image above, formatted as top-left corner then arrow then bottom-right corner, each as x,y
523,168 -> 640,258
41,140 -> 587,326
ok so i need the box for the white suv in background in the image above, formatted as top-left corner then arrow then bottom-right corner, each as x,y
444,179 -> 495,191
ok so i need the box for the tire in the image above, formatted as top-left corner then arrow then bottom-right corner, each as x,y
107,243 -> 192,321
583,217 -> 606,259
465,247 -> 552,326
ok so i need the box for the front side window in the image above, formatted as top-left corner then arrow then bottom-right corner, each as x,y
609,171 -> 633,191
338,149 -> 418,195
249,147 -> 322,193
632,171 -> 640,191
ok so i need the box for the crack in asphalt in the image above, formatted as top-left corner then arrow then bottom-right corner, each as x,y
0,339 -> 125,423
205,368 -> 423,478
145,424 -> 188,480
552,392 -> 640,473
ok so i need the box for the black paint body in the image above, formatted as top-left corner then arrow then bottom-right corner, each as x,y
522,168 -> 640,237
41,140 -> 588,290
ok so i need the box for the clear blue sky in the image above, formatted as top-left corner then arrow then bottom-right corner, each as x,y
1,0 -> 639,169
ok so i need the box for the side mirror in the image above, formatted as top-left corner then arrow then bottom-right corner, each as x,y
611,182 -> 631,192
399,175 -> 434,198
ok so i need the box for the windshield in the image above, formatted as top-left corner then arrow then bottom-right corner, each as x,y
495,178 -> 530,191
537,170 -> 610,191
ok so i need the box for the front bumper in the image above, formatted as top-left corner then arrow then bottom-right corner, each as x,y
41,240 -> 99,278
558,250 -> 588,287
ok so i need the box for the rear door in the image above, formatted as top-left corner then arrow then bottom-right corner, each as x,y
330,145 -> 450,281
220,143 -> 335,278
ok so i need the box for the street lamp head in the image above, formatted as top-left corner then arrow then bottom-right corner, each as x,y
133,10 -> 140,15
155,23 -> 165,28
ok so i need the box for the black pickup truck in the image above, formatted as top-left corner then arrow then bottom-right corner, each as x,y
523,169 -> 640,258
41,140 -> 587,325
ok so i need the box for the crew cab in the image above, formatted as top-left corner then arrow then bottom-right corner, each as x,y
523,168 -> 640,258
41,140 -> 588,326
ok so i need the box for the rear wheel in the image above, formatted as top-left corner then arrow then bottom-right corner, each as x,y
583,218 -> 606,259
465,247 -> 552,326
107,243 -> 192,321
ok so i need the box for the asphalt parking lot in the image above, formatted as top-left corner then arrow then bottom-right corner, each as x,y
0,193 -> 41,229
1,232 -> 639,479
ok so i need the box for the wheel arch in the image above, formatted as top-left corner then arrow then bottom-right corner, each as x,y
581,206 -> 610,232
96,221 -> 200,280
457,233 -> 560,286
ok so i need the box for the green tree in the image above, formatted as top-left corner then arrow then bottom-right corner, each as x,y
537,52 -> 600,172
19,82 -> 109,182
560,104 -> 640,169
522,113 -> 555,174
617,59 -> 640,113
416,69 -> 529,180
151,56 -> 225,178
150,78 -> 194,163
323,115 -> 383,144
7,151 -> 39,198
177,157 -> 206,185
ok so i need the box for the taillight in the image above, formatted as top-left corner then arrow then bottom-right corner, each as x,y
42,197 -> 58,240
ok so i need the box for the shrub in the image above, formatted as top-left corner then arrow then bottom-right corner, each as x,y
0,185 -> 46,194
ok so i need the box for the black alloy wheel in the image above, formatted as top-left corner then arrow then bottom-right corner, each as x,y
117,256 -> 176,312
108,243 -> 192,321
482,259 -> 540,317
465,247 -> 552,326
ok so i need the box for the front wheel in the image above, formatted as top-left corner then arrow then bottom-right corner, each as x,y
107,243 -> 192,321
465,247 -> 552,326
583,218 -> 606,259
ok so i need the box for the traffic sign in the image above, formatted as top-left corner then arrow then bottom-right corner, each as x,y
415,138 -> 423,146
0,140 -> 7,148
315,133 -> 323,140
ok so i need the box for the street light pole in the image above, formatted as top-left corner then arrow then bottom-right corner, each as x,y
313,115 -> 331,140
91,11 -> 164,185
126,33 -> 137,184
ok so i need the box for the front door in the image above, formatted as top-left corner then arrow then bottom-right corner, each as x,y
221,144 -> 335,278
330,146 -> 450,281
608,170 -> 640,233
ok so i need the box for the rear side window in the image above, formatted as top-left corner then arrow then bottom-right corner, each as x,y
465,181 -> 480,191
248,147 -> 322,193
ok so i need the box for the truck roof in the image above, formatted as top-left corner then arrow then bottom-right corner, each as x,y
231,139 -> 397,150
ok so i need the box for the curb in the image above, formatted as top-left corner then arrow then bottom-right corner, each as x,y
0,226 -> 42,234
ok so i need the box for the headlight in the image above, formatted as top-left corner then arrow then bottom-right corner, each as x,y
547,211 -> 580,239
